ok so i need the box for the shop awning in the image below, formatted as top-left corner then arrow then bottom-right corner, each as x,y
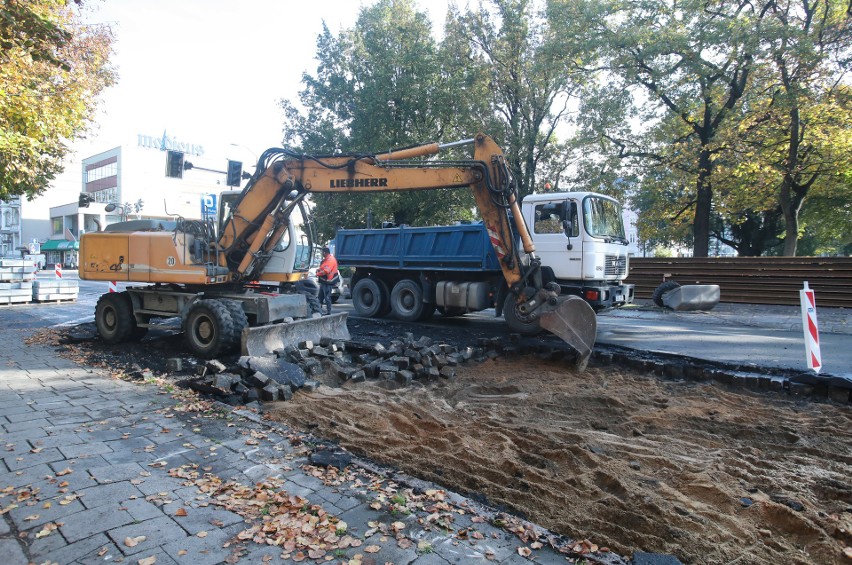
40,240 -> 79,251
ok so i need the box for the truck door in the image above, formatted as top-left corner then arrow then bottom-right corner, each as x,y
530,199 -> 582,280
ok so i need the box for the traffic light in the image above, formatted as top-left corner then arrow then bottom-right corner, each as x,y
226,160 -> 243,187
166,150 -> 184,178
78,193 -> 94,207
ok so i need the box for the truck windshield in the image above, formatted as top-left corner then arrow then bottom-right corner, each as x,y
583,196 -> 626,242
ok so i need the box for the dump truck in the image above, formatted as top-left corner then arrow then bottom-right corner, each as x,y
336,190 -> 633,333
79,133 -> 598,368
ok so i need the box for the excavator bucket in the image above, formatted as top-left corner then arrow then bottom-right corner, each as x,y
241,313 -> 350,357
539,295 -> 597,371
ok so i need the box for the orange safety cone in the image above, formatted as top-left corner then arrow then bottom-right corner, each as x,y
799,281 -> 822,374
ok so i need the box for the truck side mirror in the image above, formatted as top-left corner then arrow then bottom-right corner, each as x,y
562,219 -> 573,250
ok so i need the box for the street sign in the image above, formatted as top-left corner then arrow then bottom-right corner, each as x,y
201,193 -> 218,217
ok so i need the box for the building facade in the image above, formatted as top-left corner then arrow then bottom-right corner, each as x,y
16,131 -> 254,267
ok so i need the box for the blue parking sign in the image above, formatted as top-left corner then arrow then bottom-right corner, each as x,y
201,193 -> 217,217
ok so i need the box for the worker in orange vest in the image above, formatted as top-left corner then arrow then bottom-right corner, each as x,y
316,246 -> 340,315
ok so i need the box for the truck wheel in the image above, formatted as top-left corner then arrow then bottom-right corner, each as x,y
652,280 -> 681,307
390,279 -> 428,322
352,278 -> 389,318
222,300 -> 248,350
184,299 -> 235,359
503,294 -> 542,336
95,292 -> 135,344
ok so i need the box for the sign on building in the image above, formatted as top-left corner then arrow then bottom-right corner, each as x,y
201,193 -> 218,218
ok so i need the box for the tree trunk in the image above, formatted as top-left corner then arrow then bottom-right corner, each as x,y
693,147 -> 713,257
780,102 -> 802,257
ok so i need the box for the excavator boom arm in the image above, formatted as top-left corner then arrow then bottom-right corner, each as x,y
219,134 -> 529,289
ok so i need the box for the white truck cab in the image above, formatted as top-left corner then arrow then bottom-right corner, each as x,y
522,191 -> 634,309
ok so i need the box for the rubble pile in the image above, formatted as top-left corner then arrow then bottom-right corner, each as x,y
180,332 -> 575,408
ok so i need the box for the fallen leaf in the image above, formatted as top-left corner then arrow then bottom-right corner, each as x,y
177,550 -> 188,556
124,535 -> 146,547
518,547 -> 532,557
364,545 -> 381,553
175,508 -> 188,517
55,468 -> 73,476
196,531 -> 208,538
24,514 -> 39,521
98,546 -> 108,557
138,557 -> 157,565
530,541 -> 543,549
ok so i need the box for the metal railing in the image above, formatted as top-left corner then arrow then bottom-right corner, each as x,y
626,257 -> 852,308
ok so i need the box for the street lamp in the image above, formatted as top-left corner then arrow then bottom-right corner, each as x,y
105,202 -> 129,221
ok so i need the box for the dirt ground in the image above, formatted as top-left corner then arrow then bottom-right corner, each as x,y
46,319 -> 852,564
268,357 -> 852,564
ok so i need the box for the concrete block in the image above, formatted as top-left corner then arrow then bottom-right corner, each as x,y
662,284 -> 721,311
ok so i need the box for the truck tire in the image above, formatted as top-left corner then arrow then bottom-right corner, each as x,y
352,278 -> 389,318
95,292 -> 135,344
222,300 -> 248,350
390,279 -> 429,322
652,280 -> 681,307
503,294 -> 542,336
184,299 -> 235,359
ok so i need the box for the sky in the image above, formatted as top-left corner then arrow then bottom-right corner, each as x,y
47,0 -> 450,197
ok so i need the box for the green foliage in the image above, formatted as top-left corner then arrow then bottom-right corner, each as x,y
281,0 -> 583,240
0,0 -> 116,201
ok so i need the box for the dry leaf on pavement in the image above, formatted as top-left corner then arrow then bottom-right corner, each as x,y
124,535 -> 146,547
138,557 -> 157,565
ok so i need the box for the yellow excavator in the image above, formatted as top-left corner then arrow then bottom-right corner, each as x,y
79,133 -> 596,367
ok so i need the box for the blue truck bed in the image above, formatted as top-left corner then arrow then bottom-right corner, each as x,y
336,223 -> 502,271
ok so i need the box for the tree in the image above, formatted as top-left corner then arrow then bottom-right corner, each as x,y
447,0 -> 583,198
0,0 -> 116,201
280,0 -> 480,242
550,0 -> 761,257
729,0 -> 852,256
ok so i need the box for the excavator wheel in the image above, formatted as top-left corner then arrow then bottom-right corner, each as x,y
352,277 -> 390,318
184,299 -> 235,359
95,292 -> 136,344
222,300 -> 249,351
502,294 -> 542,336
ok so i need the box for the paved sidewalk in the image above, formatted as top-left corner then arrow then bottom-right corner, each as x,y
0,327 -> 603,565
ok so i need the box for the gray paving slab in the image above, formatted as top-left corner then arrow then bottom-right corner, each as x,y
159,522 -> 246,565
58,503 -> 136,543
0,537 -> 29,565
34,532 -> 114,564
108,514 -> 189,556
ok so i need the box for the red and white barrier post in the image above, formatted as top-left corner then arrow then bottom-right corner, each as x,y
799,281 -> 822,374
108,281 -> 117,293
54,263 -> 62,279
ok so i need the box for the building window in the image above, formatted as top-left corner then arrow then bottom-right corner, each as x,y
52,218 -> 62,235
86,162 -> 117,183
